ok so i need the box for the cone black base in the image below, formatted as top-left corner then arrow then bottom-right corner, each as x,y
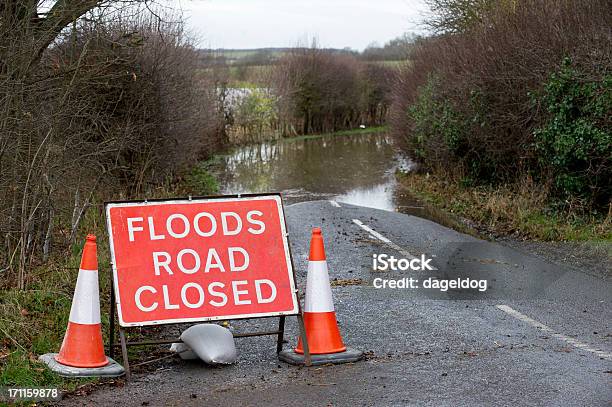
39,353 -> 125,378
278,348 -> 363,366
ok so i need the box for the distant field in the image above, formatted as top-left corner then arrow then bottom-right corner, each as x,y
197,61 -> 408,86
195,65 -> 273,86
202,48 -> 410,67
223,49 -> 288,59
371,60 -> 408,68
203,48 -> 291,64
228,64 -> 272,75
377,60 -> 414,70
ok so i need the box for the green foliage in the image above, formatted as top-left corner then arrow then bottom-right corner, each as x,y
408,76 -> 467,160
0,273 -> 96,389
533,59 -> 612,206
406,60 -> 611,209
407,76 -> 497,181
228,88 -> 280,143
392,0 -> 611,215
236,89 -> 278,133
0,351 -> 61,387
1,209 -> 117,390
185,161 -> 220,196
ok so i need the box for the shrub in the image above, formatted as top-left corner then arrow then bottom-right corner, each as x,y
533,59 -> 611,206
229,88 -> 279,144
390,0 -> 611,208
274,45 -> 393,135
185,161 -> 220,195
360,63 -> 395,125
407,76 -> 465,162
405,74 -> 503,182
0,11 -> 224,288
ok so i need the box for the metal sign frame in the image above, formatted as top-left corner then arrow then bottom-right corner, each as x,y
104,193 -> 311,379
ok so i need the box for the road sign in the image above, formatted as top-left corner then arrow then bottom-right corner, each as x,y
105,195 -> 299,327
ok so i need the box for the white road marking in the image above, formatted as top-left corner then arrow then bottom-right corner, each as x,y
496,304 -> 612,361
352,219 -> 417,260
329,200 -> 341,207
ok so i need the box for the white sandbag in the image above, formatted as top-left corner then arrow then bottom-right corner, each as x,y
169,342 -> 198,360
180,324 -> 238,365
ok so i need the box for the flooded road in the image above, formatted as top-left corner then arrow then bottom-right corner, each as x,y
215,132 -> 418,211
72,134 -> 612,407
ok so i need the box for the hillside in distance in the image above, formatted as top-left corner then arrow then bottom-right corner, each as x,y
197,47 -> 358,65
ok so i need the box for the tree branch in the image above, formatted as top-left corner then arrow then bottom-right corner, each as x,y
35,0 -> 102,57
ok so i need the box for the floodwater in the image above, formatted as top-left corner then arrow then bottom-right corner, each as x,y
215,132 -> 425,212
214,131 -> 469,231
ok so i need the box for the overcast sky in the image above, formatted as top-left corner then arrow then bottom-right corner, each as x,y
169,0 -> 430,50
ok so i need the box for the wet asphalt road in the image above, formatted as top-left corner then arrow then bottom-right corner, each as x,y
60,201 -> 611,407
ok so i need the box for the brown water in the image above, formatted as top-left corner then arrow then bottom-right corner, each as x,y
214,131 -> 473,233
215,132 -> 421,211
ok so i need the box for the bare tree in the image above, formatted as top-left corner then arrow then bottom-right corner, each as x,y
424,0 -> 498,34
0,5 -> 224,290
391,0 -> 611,199
0,0 -> 151,76
273,43 -> 389,136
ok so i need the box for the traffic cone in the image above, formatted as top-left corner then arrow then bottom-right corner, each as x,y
55,234 -> 108,368
279,228 -> 362,365
295,227 -> 346,354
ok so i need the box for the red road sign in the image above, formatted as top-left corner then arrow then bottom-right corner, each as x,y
105,195 -> 298,327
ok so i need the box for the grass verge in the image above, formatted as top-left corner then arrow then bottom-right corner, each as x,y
397,172 -> 611,242
284,125 -> 388,142
183,158 -> 220,195
0,208 -> 112,397
0,167 -> 220,396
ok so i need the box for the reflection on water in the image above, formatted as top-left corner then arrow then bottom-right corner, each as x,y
215,131 -> 477,234
216,132 -> 420,211
336,183 -> 397,211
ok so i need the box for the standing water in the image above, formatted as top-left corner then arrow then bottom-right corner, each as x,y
215,132 -> 422,211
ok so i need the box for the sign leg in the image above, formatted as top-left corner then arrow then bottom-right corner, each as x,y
296,313 -> 312,366
119,328 -> 131,380
108,271 -> 115,359
276,316 -> 286,353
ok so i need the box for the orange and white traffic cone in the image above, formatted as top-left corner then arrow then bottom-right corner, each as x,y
39,235 -> 124,377
279,227 -> 362,365
55,234 -> 108,368
295,227 -> 346,354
